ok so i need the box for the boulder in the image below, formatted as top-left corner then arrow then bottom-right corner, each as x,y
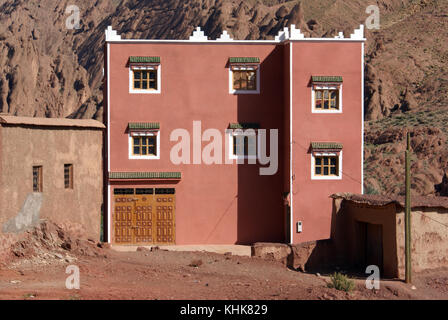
251,242 -> 291,265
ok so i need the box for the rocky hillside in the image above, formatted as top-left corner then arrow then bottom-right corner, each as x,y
0,0 -> 447,195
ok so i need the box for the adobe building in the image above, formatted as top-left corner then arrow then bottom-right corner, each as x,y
103,25 -> 365,246
329,193 -> 448,279
0,115 -> 104,254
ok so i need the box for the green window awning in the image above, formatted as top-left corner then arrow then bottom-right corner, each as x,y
129,56 -> 161,63
229,57 -> 260,64
229,123 -> 260,129
128,122 -> 160,130
311,142 -> 343,150
109,172 -> 181,180
311,76 -> 343,83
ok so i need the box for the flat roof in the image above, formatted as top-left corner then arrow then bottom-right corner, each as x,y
331,193 -> 448,210
0,115 -> 105,129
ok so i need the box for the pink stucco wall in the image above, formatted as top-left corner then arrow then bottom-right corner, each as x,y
106,39 -> 363,245
108,43 -> 285,244
290,41 -> 363,243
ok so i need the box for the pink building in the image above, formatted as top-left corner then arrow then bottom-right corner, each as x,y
103,25 -> 365,246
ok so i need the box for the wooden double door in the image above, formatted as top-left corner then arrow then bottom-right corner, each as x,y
113,188 -> 175,245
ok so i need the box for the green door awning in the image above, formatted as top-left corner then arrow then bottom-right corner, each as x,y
229,122 -> 260,129
109,172 -> 181,180
229,57 -> 260,64
129,56 -> 161,63
311,76 -> 343,83
311,142 -> 343,150
128,122 -> 160,130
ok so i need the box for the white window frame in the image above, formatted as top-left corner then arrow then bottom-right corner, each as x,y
228,129 -> 260,160
129,65 -> 161,94
128,131 -> 160,160
311,84 -> 343,113
311,151 -> 343,180
229,66 -> 260,95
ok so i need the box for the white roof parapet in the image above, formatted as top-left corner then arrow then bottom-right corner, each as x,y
350,25 -> 364,40
334,31 -> 344,39
189,27 -> 208,41
275,27 -> 290,41
289,24 -> 305,40
216,30 -> 233,41
105,26 -> 121,41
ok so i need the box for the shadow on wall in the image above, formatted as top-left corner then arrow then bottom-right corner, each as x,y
290,198 -> 398,279
288,199 -> 344,273
236,46 -> 285,245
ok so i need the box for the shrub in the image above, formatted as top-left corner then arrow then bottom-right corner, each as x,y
365,185 -> 380,195
327,272 -> 355,292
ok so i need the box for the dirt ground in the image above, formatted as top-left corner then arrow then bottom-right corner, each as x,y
1,246 -> 448,300
1,221 -> 447,300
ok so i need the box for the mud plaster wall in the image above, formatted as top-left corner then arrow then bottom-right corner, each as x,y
0,125 -> 103,241
329,199 -> 398,277
396,208 -> 448,279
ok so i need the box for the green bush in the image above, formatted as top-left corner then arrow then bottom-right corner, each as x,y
365,185 -> 380,195
327,272 -> 355,292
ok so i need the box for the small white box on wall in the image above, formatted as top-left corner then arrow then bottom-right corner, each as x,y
297,221 -> 303,233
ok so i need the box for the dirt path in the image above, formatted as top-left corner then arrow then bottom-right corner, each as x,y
1,247 -> 447,300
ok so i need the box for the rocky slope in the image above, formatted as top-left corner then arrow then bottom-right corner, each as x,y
0,0 -> 447,195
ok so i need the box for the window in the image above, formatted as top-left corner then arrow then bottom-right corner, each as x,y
133,136 -> 157,156
128,130 -> 160,160
229,57 -> 260,94
114,188 -> 135,195
314,89 -> 339,110
311,153 -> 342,180
33,166 -> 42,192
129,56 -> 161,94
133,70 -> 157,90
311,76 -> 343,113
233,70 -> 257,91
228,129 -> 258,160
314,156 -> 338,176
64,164 -> 73,189
233,135 -> 253,157
310,142 -> 343,180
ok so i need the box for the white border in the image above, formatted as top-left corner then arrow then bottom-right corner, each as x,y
311,84 -> 343,114
228,67 -> 260,95
107,183 -> 111,243
107,43 -> 111,243
361,43 -> 365,194
106,25 -> 365,44
310,151 -> 343,180
289,44 -> 293,244
129,65 -> 162,94
128,131 -> 161,160
106,39 -> 366,44
361,42 -> 364,194
227,129 -> 260,160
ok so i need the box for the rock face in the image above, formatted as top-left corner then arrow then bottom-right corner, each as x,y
0,0 -> 116,119
365,125 -> 448,196
0,0 -> 447,195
